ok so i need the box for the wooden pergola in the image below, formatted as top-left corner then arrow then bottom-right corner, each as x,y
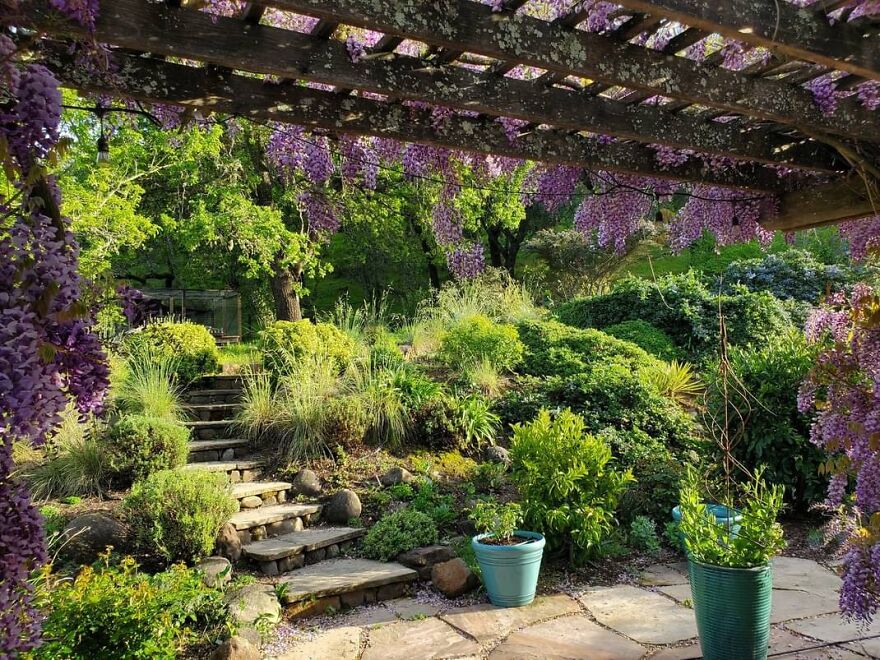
14,0 -> 880,231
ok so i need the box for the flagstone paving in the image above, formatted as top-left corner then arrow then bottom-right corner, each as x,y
266,556 -> 880,659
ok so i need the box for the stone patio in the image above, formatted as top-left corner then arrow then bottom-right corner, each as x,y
266,556 -> 880,659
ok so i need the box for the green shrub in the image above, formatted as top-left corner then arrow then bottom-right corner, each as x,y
498,364 -> 697,450
123,469 -> 237,564
361,508 -> 439,560
640,360 -> 704,407
628,515 -> 661,555
456,395 -> 500,452
439,315 -> 524,372
510,409 -> 634,560
40,505 -> 67,535
555,273 -> 793,362
370,329 -> 405,368
34,556 -> 229,659
603,320 -> 679,361
516,319 -> 656,378
122,321 -> 220,384
106,415 -> 189,485
704,330 -> 825,510
259,319 -> 354,374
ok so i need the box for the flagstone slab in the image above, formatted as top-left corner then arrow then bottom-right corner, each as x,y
274,626 -> 361,660
488,614 -> 645,659
579,585 -> 698,645
439,594 -> 580,644
772,556 -> 841,598
647,626 -> 854,660
387,597 -> 442,620
786,613 -> 880,657
640,563 -> 690,587
658,584 -> 692,603
361,617 -> 480,660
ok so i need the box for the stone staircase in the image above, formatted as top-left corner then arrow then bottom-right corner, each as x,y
181,374 -> 418,616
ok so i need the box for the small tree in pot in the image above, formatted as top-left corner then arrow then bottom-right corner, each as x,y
470,500 -> 545,607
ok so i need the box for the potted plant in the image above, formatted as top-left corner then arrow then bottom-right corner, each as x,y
470,500 -> 545,607
678,467 -> 785,660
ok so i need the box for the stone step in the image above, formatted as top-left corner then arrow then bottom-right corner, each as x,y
231,481 -> 291,509
185,389 -> 242,405
182,459 -> 264,482
278,559 -> 418,618
188,438 -> 250,463
243,527 -> 366,575
184,419 -> 237,440
195,374 -> 244,390
230,502 -> 322,547
186,403 -> 242,422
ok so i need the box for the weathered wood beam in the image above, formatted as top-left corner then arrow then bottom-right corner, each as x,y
21,0 -> 843,171
615,0 -> 880,82
249,0 -> 880,141
43,49 -> 792,192
764,178 -> 878,231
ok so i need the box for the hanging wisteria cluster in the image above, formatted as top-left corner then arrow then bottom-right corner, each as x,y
1,3 -> 111,648
799,285 -> 880,621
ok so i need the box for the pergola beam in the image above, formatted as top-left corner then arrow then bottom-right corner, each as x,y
615,0 -> 880,82
20,0 -> 844,172
43,49 -> 789,192
764,178 -> 878,231
256,0 -> 880,141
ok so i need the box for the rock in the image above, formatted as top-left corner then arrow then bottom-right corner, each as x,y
291,469 -> 322,497
398,545 -> 455,580
196,556 -> 232,588
208,636 -> 261,660
215,523 -> 242,563
381,466 -> 414,487
431,558 -> 478,598
483,445 -> 511,466
240,496 -> 262,509
61,513 -> 126,564
225,583 -> 281,627
324,489 -> 361,523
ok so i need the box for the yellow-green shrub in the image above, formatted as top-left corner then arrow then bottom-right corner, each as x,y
259,320 -> 355,373
122,321 -> 220,384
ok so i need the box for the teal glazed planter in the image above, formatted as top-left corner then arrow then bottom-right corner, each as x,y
472,531 -> 545,607
672,504 -> 742,548
688,559 -> 773,660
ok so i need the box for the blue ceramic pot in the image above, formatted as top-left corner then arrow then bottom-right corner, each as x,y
472,531 -> 545,607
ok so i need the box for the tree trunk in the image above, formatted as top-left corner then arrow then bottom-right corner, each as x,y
408,216 -> 442,289
269,262 -> 302,321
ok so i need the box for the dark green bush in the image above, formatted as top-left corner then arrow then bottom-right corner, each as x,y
704,330 -> 825,510
123,469 -> 237,564
259,319 -> 355,374
498,365 -> 697,450
361,508 -> 439,560
35,556 -> 228,660
516,319 -> 655,378
106,415 -> 189,484
439,315 -> 524,372
122,321 -> 220,384
510,409 -> 633,560
555,273 -> 792,362
602,320 -> 679,361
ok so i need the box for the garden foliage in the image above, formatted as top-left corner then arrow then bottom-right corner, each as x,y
34,556 -> 229,659
122,321 -> 220,384
555,273 -> 792,362
509,410 -> 633,560
106,414 -> 189,485
439,314 -> 524,372
361,508 -> 439,560
603,319 -> 679,361
259,319 -> 355,374
123,469 -> 237,564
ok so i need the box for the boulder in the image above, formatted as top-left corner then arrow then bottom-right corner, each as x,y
196,556 -> 232,588
483,445 -> 511,467
324,488 -> 361,523
240,496 -> 262,509
225,583 -> 281,627
215,523 -> 242,563
380,466 -> 414,487
208,636 -> 261,660
291,469 -> 322,497
61,513 -> 126,564
431,558 -> 479,598
398,545 -> 455,580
